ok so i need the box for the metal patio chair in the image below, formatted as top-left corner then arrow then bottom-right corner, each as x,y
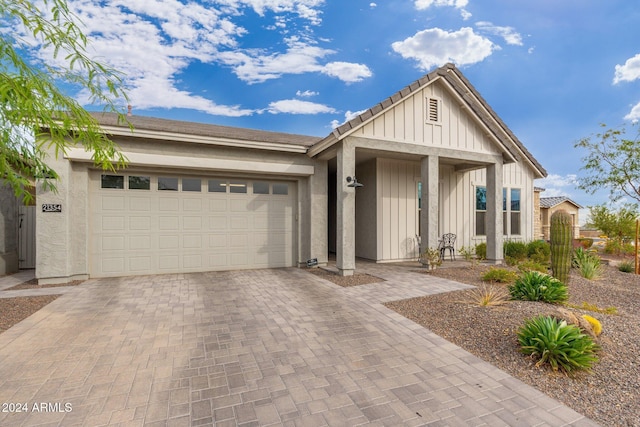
438,233 -> 456,261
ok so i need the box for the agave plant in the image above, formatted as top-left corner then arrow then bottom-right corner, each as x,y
509,271 -> 568,304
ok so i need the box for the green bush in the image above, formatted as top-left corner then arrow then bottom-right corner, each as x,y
572,248 -> 602,279
526,240 -> 551,264
517,315 -> 600,374
504,241 -> 528,261
481,267 -> 519,283
517,259 -> 548,274
618,261 -> 634,273
509,271 -> 568,303
475,242 -> 486,260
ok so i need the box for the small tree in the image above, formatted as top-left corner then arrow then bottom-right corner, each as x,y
575,123 -> 640,204
1,0 -> 128,202
586,204 -> 639,242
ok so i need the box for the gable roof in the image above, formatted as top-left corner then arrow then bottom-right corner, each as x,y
540,196 -> 583,209
89,112 -> 321,153
308,63 -> 546,178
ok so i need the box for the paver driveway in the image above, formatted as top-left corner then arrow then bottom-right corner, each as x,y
0,267 -> 599,426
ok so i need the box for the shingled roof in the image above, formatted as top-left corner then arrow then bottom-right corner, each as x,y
89,112 -> 322,148
312,63 -> 546,178
540,196 -> 583,209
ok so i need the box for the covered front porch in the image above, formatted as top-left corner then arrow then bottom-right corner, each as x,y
322,137 -> 505,276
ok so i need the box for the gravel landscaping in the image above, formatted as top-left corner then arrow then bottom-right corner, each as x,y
385,262 -> 640,427
0,295 -> 59,334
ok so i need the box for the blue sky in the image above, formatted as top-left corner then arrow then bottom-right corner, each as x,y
20,0 -> 640,219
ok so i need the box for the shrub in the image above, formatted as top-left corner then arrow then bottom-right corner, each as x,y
475,242 -> 486,260
526,240 -> 551,263
572,248 -> 602,279
459,285 -> 510,307
481,267 -> 519,283
574,302 -> 618,315
604,238 -> 624,255
578,238 -> 594,249
517,315 -> 600,374
618,261 -> 634,273
509,271 -> 568,304
458,246 -> 475,261
517,260 -> 548,274
581,315 -> 602,336
504,241 -> 528,261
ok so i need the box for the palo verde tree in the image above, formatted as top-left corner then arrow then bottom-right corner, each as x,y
1,0 -> 128,201
575,123 -> 640,204
586,204 -> 639,242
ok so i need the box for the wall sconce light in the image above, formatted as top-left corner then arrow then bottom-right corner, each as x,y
346,176 -> 364,188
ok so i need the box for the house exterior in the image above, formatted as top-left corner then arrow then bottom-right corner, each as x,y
34,63 -> 546,284
539,195 -> 582,240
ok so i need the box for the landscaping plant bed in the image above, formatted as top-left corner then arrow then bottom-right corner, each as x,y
385,263 -> 640,427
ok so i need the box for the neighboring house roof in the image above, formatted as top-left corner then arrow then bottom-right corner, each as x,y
534,187 -> 546,192
89,112 -> 322,152
309,63 -> 547,179
540,197 -> 583,209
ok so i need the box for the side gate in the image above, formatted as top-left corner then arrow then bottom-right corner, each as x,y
18,205 -> 36,269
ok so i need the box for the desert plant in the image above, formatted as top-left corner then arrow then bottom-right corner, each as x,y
459,285 -> 510,307
482,267 -> 519,283
420,247 -> 442,268
527,240 -> 551,264
504,241 -> 528,261
573,302 -> 618,315
475,242 -> 487,260
572,248 -> 602,279
578,238 -> 594,249
581,315 -> 602,336
517,259 -> 548,273
618,261 -> 635,273
458,246 -> 475,261
509,271 -> 568,303
517,315 -> 600,374
550,210 -> 573,284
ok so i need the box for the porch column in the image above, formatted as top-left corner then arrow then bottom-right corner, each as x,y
420,156 -> 439,255
336,142 -> 356,276
486,162 -> 504,263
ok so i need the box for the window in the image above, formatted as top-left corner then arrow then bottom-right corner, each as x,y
253,181 -> 269,194
182,178 -> 201,192
208,179 -> 227,193
475,186 -> 487,236
510,189 -> 521,235
128,176 -> 150,190
229,181 -> 247,194
272,183 -> 288,195
426,97 -> 441,123
158,177 -> 178,191
101,175 -> 124,189
475,186 -> 521,236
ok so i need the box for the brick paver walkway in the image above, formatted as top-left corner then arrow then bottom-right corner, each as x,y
0,267 -> 599,426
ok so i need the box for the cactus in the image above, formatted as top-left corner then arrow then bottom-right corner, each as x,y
550,210 -> 573,284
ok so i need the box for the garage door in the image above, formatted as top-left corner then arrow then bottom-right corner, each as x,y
90,172 -> 296,277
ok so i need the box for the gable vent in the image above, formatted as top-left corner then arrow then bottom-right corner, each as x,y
427,97 -> 441,123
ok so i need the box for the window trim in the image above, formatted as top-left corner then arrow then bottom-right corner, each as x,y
475,185 -> 522,237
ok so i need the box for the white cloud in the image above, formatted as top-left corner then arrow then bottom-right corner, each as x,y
476,21 -> 523,46
370,3 -> 377,8
536,174 -> 578,198
16,0 -> 358,117
391,27 -> 495,70
613,53 -> 640,84
322,62 -> 372,83
624,101 -> 640,122
330,109 -> 368,128
414,0 -> 470,19
296,90 -> 319,97
267,99 -> 336,114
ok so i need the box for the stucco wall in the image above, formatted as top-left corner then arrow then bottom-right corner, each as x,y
0,182 -> 19,275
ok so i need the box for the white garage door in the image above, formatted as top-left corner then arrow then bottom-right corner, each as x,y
90,172 -> 296,277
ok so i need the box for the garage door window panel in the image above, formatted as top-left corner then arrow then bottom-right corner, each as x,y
208,179 -> 227,193
183,178 -> 201,192
272,183 -> 288,195
229,181 -> 247,193
253,181 -> 269,194
102,175 -> 124,189
129,176 -> 150,190
158,177 -> 178,191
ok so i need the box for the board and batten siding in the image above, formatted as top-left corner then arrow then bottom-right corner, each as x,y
357,83 -> 500,156
355,158 -> 536,262
372,159 -> 421,262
